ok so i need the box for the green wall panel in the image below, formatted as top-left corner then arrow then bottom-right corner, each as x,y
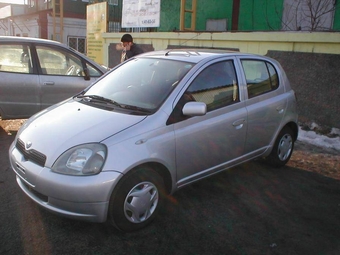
158,0 -> 283,32
333,5 -> 340,31
159,0 -> 233,31
158,1 -> 181,31
238,0 -> 283,31
195,0 -> 232,30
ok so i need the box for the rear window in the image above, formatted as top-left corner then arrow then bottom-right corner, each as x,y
0,44 -> 33,74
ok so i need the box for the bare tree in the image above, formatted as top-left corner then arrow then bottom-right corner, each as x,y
281,0 -> 337,31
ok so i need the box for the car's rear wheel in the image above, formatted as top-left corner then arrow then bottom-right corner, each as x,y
266,126 -> 295,167
107,166 -> 165,232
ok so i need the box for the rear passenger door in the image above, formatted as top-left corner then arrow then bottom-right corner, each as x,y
0,43 -> 40,119
172,59 -> 248,186
239,58 -> 287,154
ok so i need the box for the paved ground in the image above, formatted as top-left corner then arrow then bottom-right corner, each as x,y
1,120 -> 340,255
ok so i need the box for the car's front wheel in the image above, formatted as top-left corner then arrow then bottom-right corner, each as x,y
107,166 -> 165,232
266,126 -> 295,167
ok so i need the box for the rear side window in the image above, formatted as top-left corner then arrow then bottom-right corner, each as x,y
241,60 -> 279,98
0,44 -> 33,74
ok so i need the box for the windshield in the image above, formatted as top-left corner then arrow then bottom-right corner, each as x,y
84,58 -> 193,112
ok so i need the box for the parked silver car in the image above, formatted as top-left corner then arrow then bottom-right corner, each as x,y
0,36 -> 107,119
9,49 -> 298,232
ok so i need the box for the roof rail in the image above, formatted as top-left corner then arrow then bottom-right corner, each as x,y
165,49 -> 201,57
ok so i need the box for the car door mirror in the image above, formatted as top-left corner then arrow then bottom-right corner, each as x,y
182,102 -> 207,116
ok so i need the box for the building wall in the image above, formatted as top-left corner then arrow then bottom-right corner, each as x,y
239,0 -> 283,31
267,50 -> 340,128
49,16 -> 87,45
0,0 -> 87,42
102,31 -> 340,65
64,0 -> 88,16
158,0 -> 283,32
282,0 -> 335,31
158,0 -> 180,31
334,7 -> 340,30
195,0 -> 232,31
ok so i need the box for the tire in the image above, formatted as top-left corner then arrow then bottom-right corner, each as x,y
266,126 -> 295,167
107,166 -> 165,232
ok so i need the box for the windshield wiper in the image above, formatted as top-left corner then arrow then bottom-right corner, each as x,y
76,95 -> 152,114
76,95 -> 122,108
121,104 -> 152,114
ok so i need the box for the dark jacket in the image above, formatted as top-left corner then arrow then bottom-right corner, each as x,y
125,43 -> 144,60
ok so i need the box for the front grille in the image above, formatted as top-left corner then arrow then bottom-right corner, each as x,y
16,139 -> 47,167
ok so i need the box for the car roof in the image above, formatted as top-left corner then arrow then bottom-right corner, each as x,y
0,36 -> 63,46
138,49 -> 264,64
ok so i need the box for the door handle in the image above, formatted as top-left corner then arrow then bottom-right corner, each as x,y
43,81 -> 55,85
276,107 -> 284,114
232,119 -> 245,130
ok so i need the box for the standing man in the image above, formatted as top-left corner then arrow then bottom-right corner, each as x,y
120,34 -> 144,62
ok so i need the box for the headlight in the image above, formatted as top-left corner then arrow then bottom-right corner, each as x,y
52,143 -> 107,175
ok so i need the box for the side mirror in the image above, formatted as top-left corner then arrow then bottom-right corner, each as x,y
182,102 -> 207,116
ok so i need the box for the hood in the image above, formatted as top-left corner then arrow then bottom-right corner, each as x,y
18,99 -> 146,166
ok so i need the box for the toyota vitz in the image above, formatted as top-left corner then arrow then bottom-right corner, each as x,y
9,49 -> 298,232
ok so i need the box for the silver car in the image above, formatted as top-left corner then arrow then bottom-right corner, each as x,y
9,49 -> 298,232
0,36 -> 107,120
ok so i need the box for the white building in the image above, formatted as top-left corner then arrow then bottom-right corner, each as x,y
0,0 -> 89,53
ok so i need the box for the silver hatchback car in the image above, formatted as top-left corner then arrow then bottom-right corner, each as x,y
9,49 -> 298,232
0,36 -> 107,120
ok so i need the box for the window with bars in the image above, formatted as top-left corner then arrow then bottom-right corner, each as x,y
68,37 -> 86,54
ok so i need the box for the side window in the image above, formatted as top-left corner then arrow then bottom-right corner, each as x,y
187,60 -> 239,112
86,62 -> 104,77
36,46 -> 84,76
0,44 -> 33,74
241,60 -> 279,98
168,60 -> 239,124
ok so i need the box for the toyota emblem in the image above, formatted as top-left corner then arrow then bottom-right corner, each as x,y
25,141 -> 32,150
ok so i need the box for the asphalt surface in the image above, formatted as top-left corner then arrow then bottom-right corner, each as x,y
1,127 -> 340,255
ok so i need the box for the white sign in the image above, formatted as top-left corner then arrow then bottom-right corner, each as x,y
122,0 -> 160,28
0,5 -> 12,19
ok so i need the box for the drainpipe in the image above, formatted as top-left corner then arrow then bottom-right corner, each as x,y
231,0 -> 241,31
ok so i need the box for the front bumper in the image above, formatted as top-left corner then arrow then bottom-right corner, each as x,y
9,142 -> 122,223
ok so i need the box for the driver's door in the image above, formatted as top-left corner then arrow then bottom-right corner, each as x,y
173,59 -> 247,187
36,45 -> 99,110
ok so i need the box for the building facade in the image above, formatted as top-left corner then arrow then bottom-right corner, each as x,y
0,0 -> 89,53
0,0 -> 339,53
